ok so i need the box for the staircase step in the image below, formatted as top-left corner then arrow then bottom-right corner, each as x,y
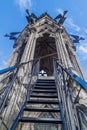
37,81 -> 55,84
32,89 -> 57,93
35,83 -> 55,86
19,117 -> 62,124
24,107 -> 60,112
34,86 -> 56,89
37,79 -> 55,82
30,94 -> 57,98
27,99 -> 59,104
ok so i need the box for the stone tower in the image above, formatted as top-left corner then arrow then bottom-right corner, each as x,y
6,12 -> 86,78
0,12 -> 87,130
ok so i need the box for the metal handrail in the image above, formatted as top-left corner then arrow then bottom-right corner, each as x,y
53,58 -> 81,130
78,109 -> 87,122
0,59 -> 40,114
0,58 -> 40,130
8,59 -> 40,130
53,58 -> 87,92
0,59 -> 34,75
53,59 -> 68,130
0,53 -> 57,75
0,68 -> 19,113
77,108 -> 87,129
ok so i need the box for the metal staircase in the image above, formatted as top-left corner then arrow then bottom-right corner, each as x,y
9,78 -> 66,130
0,58 -> 87,130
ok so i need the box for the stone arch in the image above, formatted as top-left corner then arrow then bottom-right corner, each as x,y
34,32 -> 58,76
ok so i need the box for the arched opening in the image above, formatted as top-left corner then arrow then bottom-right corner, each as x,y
34,33 -> 57,76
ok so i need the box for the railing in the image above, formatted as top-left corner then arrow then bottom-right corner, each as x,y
0,56 -> 87,129
77,108 -> 87,129
0,59 -> 40,130
53,58 -> 87,130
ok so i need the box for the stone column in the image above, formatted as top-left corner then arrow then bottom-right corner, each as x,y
20,32 -> 35,63
60,33 -> 72,68
55,35 -> 62,61
17,30 -> 37,85
56,32 -> 68,67
16,31 -> 35,76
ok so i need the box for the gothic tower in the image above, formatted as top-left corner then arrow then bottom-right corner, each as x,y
0,11 -> 87,130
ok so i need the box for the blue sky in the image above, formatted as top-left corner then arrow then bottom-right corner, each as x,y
0,0 -> 87,76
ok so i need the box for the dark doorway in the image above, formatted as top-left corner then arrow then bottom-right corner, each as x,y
34,33 -> 57,76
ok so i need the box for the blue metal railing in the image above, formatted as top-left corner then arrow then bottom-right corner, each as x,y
53,58 -> 82,130
69,72 -> 87,91
53,58 -> 87,92
0,53 -> 57,75
0,59 -> 40,129
0,66 -> 16,74
0,59 -> 34,75
0,59 -> 39,113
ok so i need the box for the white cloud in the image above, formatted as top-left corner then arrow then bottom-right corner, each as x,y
57,8 -> 63,15
76,42 -> 87,61
56,8 -> 80,32
16,0 -> 31,11
2,60 -> 7,66
65,18 -> 81,32
78,45 -> 87,54
84,29 -> 87,33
